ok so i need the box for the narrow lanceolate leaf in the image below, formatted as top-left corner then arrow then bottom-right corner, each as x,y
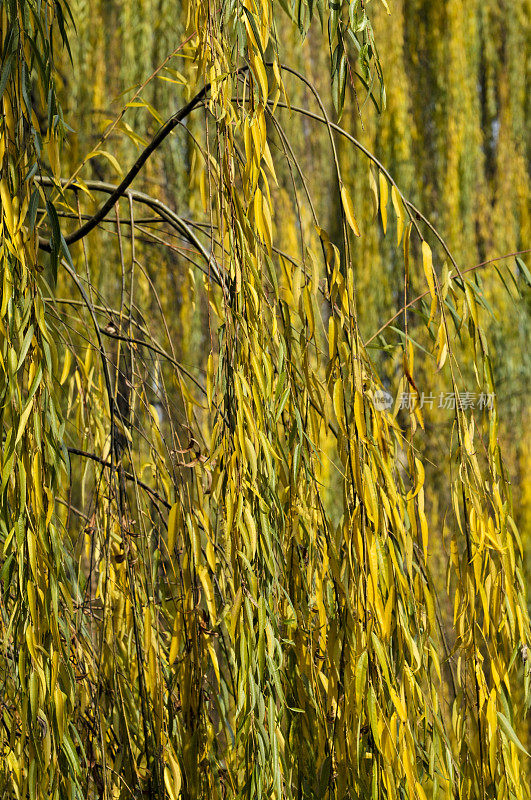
59,347 -> 72,385
379,171 -> 388,233
391,185 -> 404,244
421,241 -> 436,302
167,502 -> 180,552
435,321 -> 447,370
497,712 -> 530,756
516,256 -> 531,287
422,240 -> 437,324
368,167 -> 379,218
341,185 -> 361,237
15,400 -> 34,444
354,390 -> 366,440
206,352 -> 214,409
333,377 -> 347,434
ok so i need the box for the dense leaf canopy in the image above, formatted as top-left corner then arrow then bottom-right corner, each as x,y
0,1 -> 529,799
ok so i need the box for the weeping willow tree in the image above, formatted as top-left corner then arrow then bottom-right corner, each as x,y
0,1 -> 530,799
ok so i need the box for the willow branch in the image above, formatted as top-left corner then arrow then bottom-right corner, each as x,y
366,249 -> 531,345
68,447 -> 171,510
38,85 -> 209,250
37,177 -> 225,288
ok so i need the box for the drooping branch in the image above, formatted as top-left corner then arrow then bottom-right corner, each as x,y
37,176 -> 225,287
67,447 -> 171,510
366,249 -> 531,345
38,84 -> 210,251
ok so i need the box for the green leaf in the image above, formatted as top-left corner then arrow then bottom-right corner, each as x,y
497,711 -> 530,757
17,325 -> 34,371
516,257 -> 531,287
45,199 -> 61,287
0,52 -> 13,102
15,400 -> 34,445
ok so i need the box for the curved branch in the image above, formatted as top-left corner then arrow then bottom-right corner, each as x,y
68,447 -> 171,510
37,177 -> 225,288
38,85 -> 209,251
366,249 -> 531,345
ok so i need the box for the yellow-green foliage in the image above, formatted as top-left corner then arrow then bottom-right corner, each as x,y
0,1 -> 529,799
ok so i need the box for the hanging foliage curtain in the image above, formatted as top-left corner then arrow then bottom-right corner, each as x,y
0,1 -> 529,799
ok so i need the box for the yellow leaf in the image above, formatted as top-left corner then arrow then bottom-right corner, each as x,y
243,116 -> 253,165
244,435 -> 257,481
164,755 -> 182,800
367,684 -> 380,748
59,348 -> 72,385
328,316 -> 338,360
54,687 -> 66,742
46,138 -> 60,175
169,614 -> 181,666
197,564 -> 217,624
389,686 -> 407,723
86,149 -> 123,177
391,185 -> 404,245
261,192 -> 273,254
229,587 -> 243,642
379,172 -> 388,233
167,502 -> 181,553
406,457 -> 425,501
243,504 -> 258,560
206,353 -> 214,409
497,711 -> 530,757
465,282 -> 479,328
144,605 -> 152,653
27,581 -> 37,627
333,378 -> 347,434
368,167 -> 379,218
418,491 -> 429,563
415,782 -> 428,800
363,464 -> 379,529
252,53 -> 268,100
421,239 -> 437,302
341,185 -> 361,237
15,399 -> 34,444
32,453 -> 43,514
0,183 -> 15,235
258,595 -> 266,679
355,651 -> 368,705
207,641 -> 221,688
354,390 -> 366,440
254,188 -> 272,253
303,286 -> 315,338
262,140 -> 278,185
486,689 -> 497,736
435,322 -> 447,370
